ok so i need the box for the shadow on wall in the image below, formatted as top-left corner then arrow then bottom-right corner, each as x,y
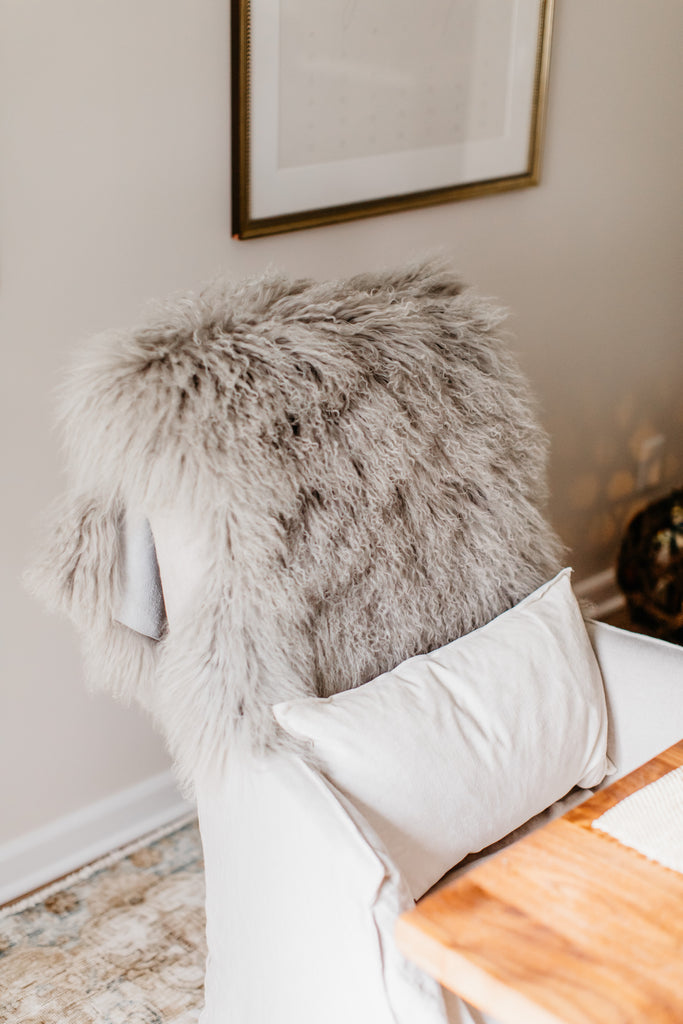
550,383 -> 683,578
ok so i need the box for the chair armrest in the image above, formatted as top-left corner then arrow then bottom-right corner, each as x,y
587,621 -> 683,778
196,753 -> 450,1024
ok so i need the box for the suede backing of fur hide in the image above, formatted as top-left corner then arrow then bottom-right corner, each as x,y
26,259 -> 564,789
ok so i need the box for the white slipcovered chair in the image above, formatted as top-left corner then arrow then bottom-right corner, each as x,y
26,264 -> 683,1024
150,508 -> 683,1024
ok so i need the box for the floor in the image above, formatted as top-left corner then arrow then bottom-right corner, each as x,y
603,605 -> 638,632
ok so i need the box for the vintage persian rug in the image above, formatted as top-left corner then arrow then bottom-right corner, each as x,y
0,818 -> 205,1024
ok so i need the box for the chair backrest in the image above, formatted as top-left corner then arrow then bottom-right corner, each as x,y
26,260 -> 563,787
587,621 -> 683,776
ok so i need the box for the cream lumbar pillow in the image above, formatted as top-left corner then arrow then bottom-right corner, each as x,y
273,569 -> 610,899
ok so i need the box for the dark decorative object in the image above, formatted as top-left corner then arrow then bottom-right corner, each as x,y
617,488 -> 683,643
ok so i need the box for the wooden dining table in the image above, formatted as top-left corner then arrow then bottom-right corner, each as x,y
396,740 -> 683,1024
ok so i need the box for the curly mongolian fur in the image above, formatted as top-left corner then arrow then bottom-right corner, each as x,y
26,259 -> 563,789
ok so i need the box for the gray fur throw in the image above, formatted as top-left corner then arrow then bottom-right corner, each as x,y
26,259 -> 563,788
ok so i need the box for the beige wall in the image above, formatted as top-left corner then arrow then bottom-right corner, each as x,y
1,0 -> 681,844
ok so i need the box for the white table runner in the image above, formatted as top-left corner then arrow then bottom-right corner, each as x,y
592,765 -> 683,874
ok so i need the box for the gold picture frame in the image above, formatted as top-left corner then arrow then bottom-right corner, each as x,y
232,0 -> 555,240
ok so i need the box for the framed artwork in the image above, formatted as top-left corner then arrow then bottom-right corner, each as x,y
232,0 -> 555,239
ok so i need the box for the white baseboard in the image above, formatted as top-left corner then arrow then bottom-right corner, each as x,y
0,771 -> 194,907
573,567 -> 626,620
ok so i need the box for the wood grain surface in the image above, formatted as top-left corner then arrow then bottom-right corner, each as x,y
396,741 -> 683,1024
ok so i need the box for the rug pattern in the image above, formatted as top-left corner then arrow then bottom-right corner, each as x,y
0,821 -> 205,1024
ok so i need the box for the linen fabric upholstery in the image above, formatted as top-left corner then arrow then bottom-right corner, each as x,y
115,510 -> 165,640
274,570 -> 611,899
25,259 -> 563,787
198,754 -> 453,1024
